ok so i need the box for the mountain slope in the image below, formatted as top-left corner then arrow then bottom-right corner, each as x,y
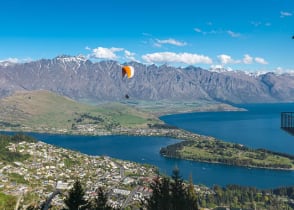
0,90 -> 162,133
1,56 -> 294,103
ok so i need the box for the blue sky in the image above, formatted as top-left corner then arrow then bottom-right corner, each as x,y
1,0 -> 294,72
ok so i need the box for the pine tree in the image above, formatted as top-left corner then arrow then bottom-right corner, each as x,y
186,174 -> 199,210
171,167 -> 186,210
91,187 -> 112,210
145,169 -> 199,210
63,180 -> 89,210
145,176 -> 172,210
145,177 -> 162,210
159,177 -> 172,210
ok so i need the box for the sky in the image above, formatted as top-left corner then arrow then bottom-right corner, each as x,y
1,0 -> 294,72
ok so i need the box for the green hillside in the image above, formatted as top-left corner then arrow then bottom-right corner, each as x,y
0,90 -> 163,134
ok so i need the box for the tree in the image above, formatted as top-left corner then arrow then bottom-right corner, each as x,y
170,167 -> 186,210
159,177 -> 172,210
185,174 -> 199,210
146,176 -> 171,210
91,187 -> 112,210
63,180 -> 89,210
145,168 -> 198,210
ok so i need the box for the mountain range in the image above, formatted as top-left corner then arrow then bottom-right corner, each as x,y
1,55 -> 294,104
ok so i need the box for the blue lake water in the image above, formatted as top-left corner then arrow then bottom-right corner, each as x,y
2,103 -> 294,189
160,103 -> 294,154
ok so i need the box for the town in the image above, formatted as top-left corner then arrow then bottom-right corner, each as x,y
0,138 -> 211,209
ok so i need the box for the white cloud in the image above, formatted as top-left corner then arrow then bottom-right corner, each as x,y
210,64 -> 223,69
275,67 -> 284,74
194,28 -> 219,35
0,57 -> 19,63
243,54 -> 253,64
85,46 -> 91,51
142,52 -> 212,65
194,28 -> 202,33
251,21 -> 271,27
153,42 -> 162,48
217,54 -> 240,64
91,47 -> 123,60
265,22 -> 271,27
194,27 -> 241,38
251,21 -> 262,27
155,38 -> 187,47
255,57 -> 268,65
280,11 -> 292,18
142,32 -> 152,37
124,50 -> 137,61
275,67 -> 294,74
227,30 -> 241,38
0,57 -> 32,64
218,54 -> 268,66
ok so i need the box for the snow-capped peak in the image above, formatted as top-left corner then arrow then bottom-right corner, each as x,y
0,61 -> 17,67
209,65 -> 233,73
55,55 -> 87,63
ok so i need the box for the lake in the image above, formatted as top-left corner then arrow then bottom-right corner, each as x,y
3,103 -> 294,189
160,103 -> 294,154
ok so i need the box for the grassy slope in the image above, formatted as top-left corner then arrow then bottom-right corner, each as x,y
180,144 -> 294,169
121,100 -> 245,116
0,192 -> 16,210
0,90 -> 162,132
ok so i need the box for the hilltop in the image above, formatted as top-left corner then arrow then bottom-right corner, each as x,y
0,90 -> 163,134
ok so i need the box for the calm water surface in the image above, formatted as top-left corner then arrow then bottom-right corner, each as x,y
161,103 -> 294,154
18,132 -> 294,189
3,103 -> 294,189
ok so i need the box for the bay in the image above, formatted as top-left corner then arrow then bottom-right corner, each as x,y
160,103 -> 294,154
11,132 -> 294,189
2,103 -> 294,189
159,103 -> 294,188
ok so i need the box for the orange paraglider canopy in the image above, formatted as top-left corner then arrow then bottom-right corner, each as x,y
122,66 -> 134,79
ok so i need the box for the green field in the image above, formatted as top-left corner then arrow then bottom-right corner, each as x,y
0,90 -> 163,133
121,99 -> 245,116
0,192 -> 16,210
161,139 -> 294,170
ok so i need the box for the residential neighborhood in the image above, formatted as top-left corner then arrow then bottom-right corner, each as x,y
0,140 -> 160,208
0,136 -> 214,209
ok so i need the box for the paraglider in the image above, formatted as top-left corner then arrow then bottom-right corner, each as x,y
121,65 -> 134,99
122,65 -> 134,79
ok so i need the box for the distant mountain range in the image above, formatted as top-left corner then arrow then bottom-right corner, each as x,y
1,55 -> 294,104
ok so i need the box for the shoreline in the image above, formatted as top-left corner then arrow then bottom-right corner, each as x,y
0,102 -> 292,172
161,154 -> 294,172
1,125 -> 294,172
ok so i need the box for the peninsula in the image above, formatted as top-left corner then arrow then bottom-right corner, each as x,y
0,90 -> 293,171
